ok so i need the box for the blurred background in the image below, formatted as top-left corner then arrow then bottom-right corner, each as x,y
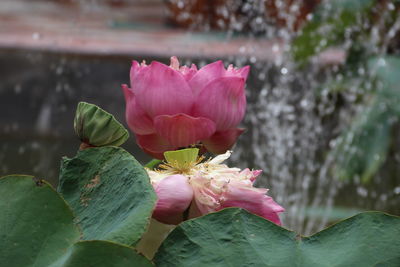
0,0 -> 399,235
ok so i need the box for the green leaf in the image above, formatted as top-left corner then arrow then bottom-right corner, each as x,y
58,146 -> 157,246
155,208 -> 400,267
50,241 -> 153,267
74,102 -> 129,147
0,175 -> 153,267
0,175 -> 80,267
144,159 -> 162,169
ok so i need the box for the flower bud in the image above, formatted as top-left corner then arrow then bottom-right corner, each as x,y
74,102 -> 129,147
123,57 -> 249,159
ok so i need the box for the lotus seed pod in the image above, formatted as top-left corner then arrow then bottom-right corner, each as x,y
74,102 -> 129,147
164,148 -> 200,171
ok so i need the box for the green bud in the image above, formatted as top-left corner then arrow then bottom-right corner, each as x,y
74,102 -> 129,147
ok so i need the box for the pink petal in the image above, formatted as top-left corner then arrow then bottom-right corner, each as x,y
130,60 -> 149,90
169,57 -> 198,81
152,174 -> 194,224
250,170 -> 262,183
203,128 -> 245,154
192,77 -> 246,131
154,114 -> 216,148
219,182 -> 284,225
190,177 -> 220,215
122,84 -> 155,135
135,61 -> 194,117
180,64 -> 198,81
188,60 -> 225,95
135,133 -> 176,159
129,60 -> 140,86
226,64 -> 250,80
239,168 -> 262,183
236,65 -> 250,80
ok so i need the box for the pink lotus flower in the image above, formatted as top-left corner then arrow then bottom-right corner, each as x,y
122,57 -> 249,159
147,151 -> 284,225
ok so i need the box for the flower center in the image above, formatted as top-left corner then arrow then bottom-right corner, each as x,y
159,148 -> 203,174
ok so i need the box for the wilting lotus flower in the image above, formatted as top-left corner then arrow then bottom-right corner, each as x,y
122,57 -> 249,159
147,148 -> 284,225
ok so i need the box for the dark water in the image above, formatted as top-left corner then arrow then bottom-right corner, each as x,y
0,49 -> 155,185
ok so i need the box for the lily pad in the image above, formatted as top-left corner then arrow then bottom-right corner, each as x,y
0,175 -> 80,267
0,175 -> 153,266
155,208 -> 400,267
58,146 -> 157,246
50,241 -> 153,267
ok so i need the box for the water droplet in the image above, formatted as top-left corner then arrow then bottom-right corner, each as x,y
272,44 -> 280,53
377,58 -> 386,67
255,17 -> 263,24
32,32 -> 41,40
357,187 -> 368,197
18,146 -> 25,155
394,187 -> 400,194
14,84 -> 22,94
300,99 -> 308,108
56,66 -> 63,75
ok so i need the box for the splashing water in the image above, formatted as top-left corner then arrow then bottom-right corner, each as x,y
231,58 -> 340,234
173,0 -> 400,234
